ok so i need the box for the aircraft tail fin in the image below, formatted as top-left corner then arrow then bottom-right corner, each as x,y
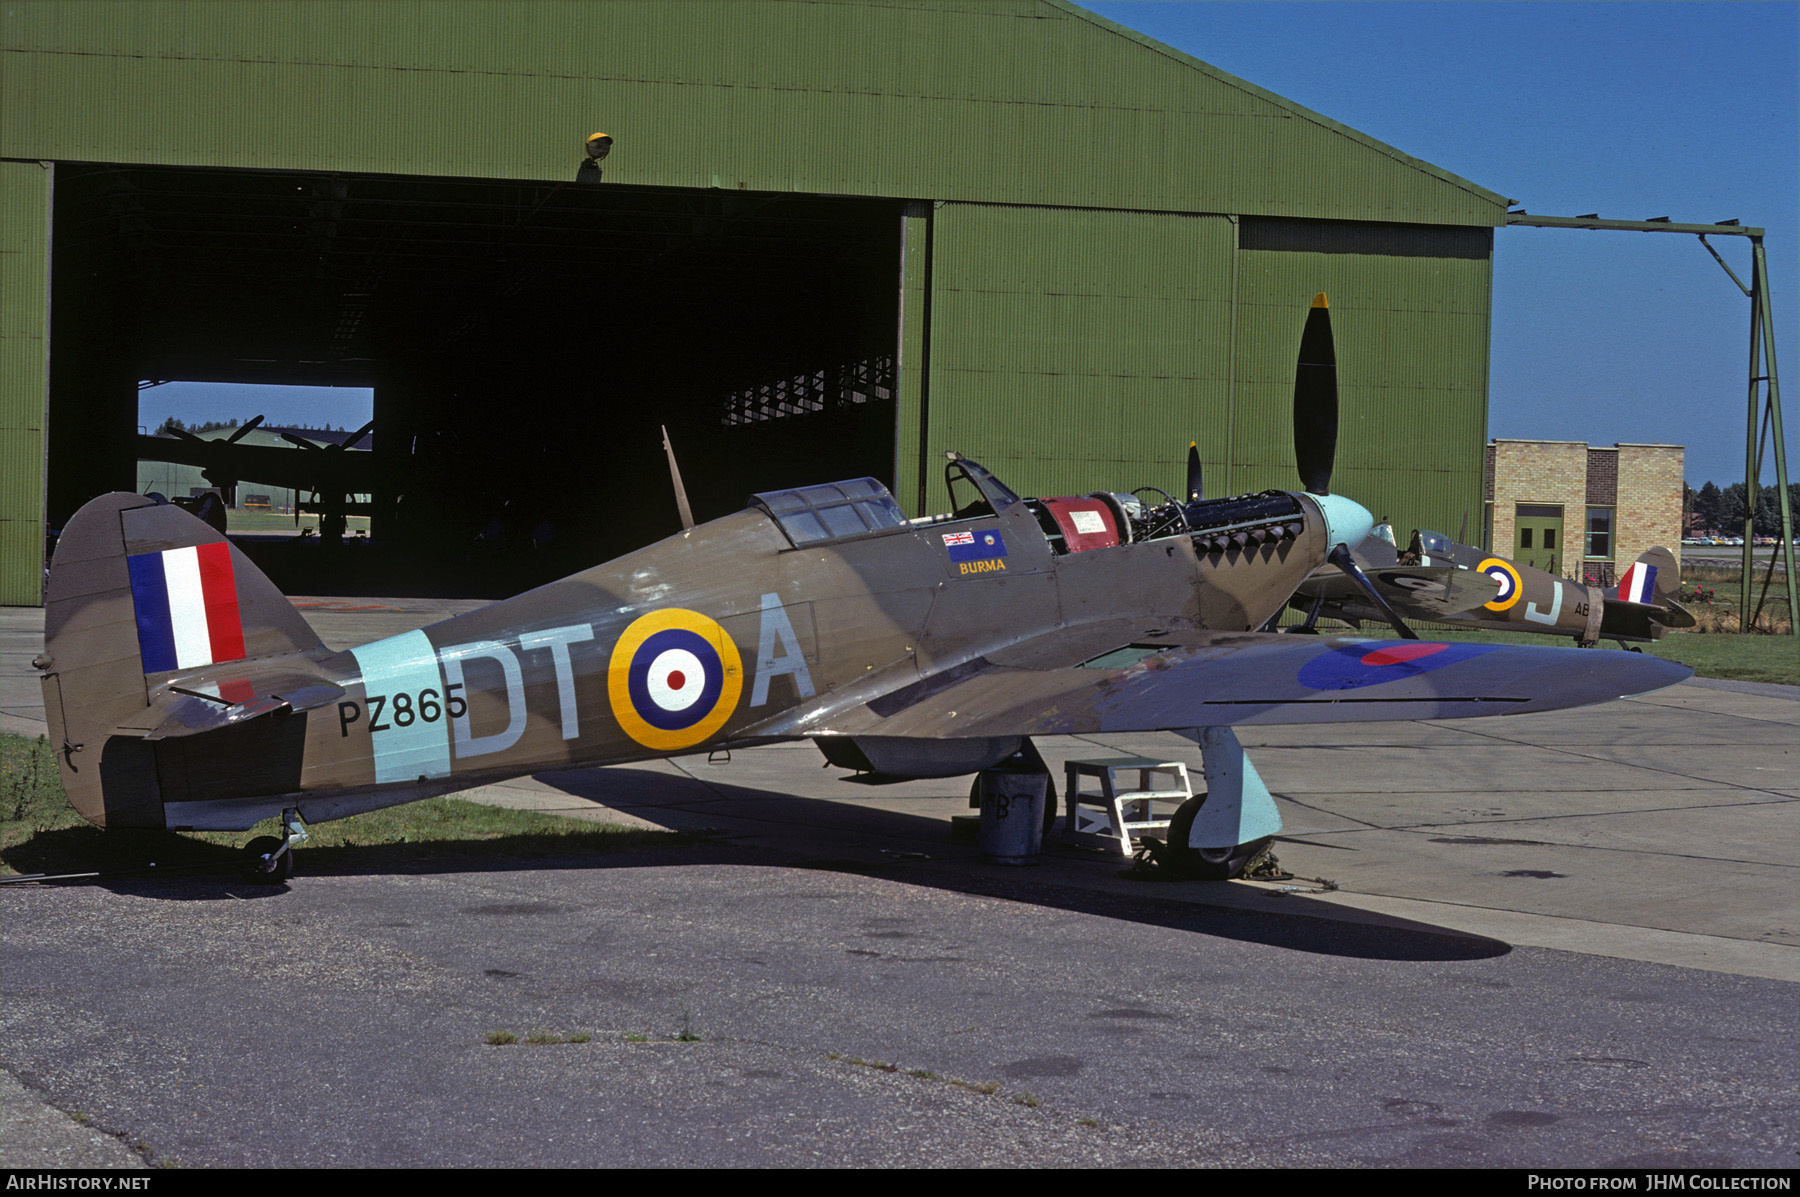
38,493 -> 325,827
1616,546 -> 1680,605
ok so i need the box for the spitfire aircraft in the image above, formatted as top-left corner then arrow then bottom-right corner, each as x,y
37,296 -> 1690,882
1287,522 -> 1696,647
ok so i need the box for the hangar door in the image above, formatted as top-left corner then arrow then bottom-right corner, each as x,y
918,203 -> 1237,509
913,204 -> 1496,539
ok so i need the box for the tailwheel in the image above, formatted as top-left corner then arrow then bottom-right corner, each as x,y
241,836 -> 292,884
240,807 -> 310,885
1163,793 -> 1272,880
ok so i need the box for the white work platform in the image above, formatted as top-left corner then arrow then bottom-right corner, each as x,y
1062,756 -> 1193,855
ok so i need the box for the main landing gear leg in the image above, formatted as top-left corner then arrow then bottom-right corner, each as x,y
1161,727 -> 1283,880
241,808 -> 311,885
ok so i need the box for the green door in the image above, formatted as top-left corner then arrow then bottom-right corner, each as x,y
1514,504 -> 1564,576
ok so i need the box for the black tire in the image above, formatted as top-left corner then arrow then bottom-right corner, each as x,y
242,836 -> 293,884
1164,793 -> 1271,880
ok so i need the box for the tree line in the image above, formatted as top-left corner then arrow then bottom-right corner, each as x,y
153,416 -> 350,435
1685,481 -> 1800,537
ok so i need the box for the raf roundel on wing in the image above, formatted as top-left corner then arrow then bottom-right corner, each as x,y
1296,642 -> 1496,691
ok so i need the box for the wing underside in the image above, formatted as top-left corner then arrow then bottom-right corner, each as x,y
751,632 -> 1691,741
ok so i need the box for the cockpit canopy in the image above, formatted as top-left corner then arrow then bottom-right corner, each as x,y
751,478 -> 908,548
1407,529 -> 1483,569
1416,530 -> 1458,559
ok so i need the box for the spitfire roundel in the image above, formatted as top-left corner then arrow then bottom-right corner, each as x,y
1477,557 -> 1524,612
608,609 -> 743,750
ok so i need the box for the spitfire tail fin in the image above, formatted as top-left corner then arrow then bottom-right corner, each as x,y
1616,546 -> 1680,605
38,493 -> 324,826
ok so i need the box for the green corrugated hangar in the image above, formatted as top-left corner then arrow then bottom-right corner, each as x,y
0,0 -> 1510,604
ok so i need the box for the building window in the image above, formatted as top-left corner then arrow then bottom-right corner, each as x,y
1520,528 -> 1532,549
1586,507 -> 1613,559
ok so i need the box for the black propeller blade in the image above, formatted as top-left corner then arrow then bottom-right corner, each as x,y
282,421 -> 373,452
1293,292 -> 1338,496
224,415 -> 265,444
341,420 -> 376,450
1185,442 -> 1203,503
1328,543 -> 1418,639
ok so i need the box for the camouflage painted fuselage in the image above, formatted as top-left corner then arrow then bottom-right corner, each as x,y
43,482 -> 1331,830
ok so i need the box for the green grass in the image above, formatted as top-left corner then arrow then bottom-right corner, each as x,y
224,510 -> 372,537
1633,631 -> 1798,687
0,731 -> 693,880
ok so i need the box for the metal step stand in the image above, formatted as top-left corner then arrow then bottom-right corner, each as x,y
1062,756 -> 1192,855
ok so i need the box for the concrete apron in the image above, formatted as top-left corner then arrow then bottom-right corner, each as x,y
3,600 -> 1794,982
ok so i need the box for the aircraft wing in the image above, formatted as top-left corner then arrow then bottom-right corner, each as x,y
751,632 -> 1690,741
1295,563 -> 1501,619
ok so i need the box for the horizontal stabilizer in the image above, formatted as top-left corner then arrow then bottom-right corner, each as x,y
129,673 -> 347,741
1600,596 -> 1696,640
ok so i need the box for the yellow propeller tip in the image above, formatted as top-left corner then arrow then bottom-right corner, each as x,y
1312,292 -> 1329,309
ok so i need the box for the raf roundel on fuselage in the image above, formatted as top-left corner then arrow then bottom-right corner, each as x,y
608,609 -> 744,751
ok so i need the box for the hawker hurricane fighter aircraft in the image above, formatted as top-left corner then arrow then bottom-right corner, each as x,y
37,297 -> 1690,882
1287,523 -> 1696,648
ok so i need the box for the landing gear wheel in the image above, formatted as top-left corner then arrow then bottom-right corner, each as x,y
1164,793 -> 1272,880
241,835 -> 293,885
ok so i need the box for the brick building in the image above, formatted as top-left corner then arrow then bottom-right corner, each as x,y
1485,440 -> 1684,585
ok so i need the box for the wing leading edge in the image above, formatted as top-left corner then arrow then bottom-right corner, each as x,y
753,634 -> 1691,741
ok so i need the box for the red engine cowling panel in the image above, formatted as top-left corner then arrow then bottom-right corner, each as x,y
1040,497 -> 1121,553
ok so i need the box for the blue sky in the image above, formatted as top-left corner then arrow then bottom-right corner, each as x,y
1077,0 -> 1799,489
139,381 -> 373,435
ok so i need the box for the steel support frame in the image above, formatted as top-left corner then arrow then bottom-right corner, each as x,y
1505,214 -> 1795,634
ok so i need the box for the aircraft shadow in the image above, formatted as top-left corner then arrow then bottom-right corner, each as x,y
529,766 -> 1513,963
11,769 -> 1510,962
